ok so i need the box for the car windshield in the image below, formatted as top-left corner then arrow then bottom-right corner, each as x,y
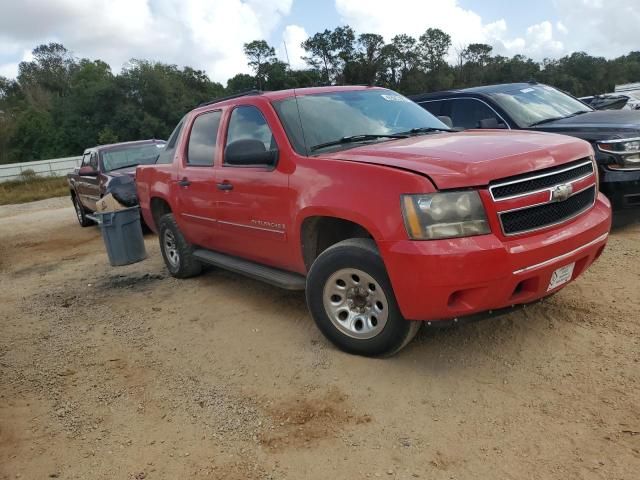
273,89 -> 450,154
488,85 -> 592,127
101,143 -> 166,171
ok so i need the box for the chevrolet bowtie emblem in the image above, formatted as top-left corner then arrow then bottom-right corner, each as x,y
551,183 -> 573,202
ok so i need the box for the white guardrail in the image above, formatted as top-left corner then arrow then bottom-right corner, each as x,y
0,156 -> 83,182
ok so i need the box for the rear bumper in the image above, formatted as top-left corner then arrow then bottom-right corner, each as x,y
600,167 -> 640,209
379,194 -> 612,321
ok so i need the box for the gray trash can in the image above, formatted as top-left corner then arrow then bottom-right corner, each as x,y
96,207 -> 147,266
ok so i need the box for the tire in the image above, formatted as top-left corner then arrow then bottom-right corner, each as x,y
72,194 -> 93,227
158,213 -> 202,278
306,238 -> 421,357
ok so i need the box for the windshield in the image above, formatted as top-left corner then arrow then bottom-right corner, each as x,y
101,143 -> 166,171
273,89 -> 449,154
488,85 -> 592,127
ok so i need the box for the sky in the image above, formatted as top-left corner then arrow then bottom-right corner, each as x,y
1,0 -> 639,85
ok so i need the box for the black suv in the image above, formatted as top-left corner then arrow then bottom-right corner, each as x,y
411,83 -> 640,209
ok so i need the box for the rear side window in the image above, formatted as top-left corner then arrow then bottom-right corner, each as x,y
187,111 -> 222,166
157,120 -> 184,164
449,98 -> 500,129
420,100 -> 444,116
89,152 -> 98,170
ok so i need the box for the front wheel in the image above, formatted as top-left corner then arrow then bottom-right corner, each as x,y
306,238 -> 421,357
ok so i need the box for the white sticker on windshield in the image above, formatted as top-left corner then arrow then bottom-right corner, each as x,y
381,94 -> 409,102
520,88 -> 535,93
156,144 -> 165,148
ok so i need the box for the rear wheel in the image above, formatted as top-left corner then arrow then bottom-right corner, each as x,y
72,195 -> 93,227
306,238 -> 421,357
158,213 -> 202,278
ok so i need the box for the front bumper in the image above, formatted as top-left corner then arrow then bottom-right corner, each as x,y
379,194 -> 612,321
600,167 -> 640,209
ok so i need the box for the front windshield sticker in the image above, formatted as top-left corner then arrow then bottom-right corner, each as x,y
520,88 -> 535,93
156,144 -> 165,148
381,94 -> 409,102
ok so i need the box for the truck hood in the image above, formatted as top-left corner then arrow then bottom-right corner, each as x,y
321,130 -> 593,190
107,165 -> 137,178
531,109 -> 640,142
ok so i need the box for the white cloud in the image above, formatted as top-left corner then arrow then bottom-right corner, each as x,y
1,0 -> 639,85
556,21 -> 568,35
553,0 -> 640,57
489,21 -> 564,60
335,0 -> 567,61
0,0 -> 293,84
279,25 -> 309,69
335,0 -> 638,62
0,48 -> 33,79
335,0 -> 488,53
0,62 -> 19,79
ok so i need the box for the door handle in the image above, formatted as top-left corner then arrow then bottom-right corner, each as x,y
216,182 -> 233,191
178,177 -> 191,187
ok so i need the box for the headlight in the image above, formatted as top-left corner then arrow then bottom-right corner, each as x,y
402,191 -> 490,240
597,139 -> 640,170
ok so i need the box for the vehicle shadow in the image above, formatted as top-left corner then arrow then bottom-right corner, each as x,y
204,265 -> 559,371
611,208 -> 639,231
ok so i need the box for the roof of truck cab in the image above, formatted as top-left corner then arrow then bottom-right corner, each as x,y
264,85 -> 385,100
84,139 -> 166,154
411,83 -> 542,101
206,85 -> 387,109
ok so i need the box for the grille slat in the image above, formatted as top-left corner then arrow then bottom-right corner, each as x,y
491,160 -> 594,200
500,186 -> 596,235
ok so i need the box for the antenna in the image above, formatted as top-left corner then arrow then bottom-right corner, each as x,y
283,40 -> 291,68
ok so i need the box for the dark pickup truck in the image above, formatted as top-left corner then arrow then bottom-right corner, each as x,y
412,83 -> 640,209
67,140 -> 166,226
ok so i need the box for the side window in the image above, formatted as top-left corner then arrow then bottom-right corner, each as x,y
186,111 -> 222,166
89,152 -> 98,170
226,106 -> 276,156
420,100 -> 443,116
449,99 -> 501,129
157,121 -> 183,164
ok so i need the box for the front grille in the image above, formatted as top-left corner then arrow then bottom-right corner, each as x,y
500,186 -> 596,235
491,159 -> 594,200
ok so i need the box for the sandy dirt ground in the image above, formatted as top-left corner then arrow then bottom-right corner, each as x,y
1,196 -> 639,480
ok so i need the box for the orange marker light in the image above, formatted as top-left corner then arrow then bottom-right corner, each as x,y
402,196 -> 423,239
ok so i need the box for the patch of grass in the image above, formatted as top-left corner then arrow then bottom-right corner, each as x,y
0,175 -> 69,205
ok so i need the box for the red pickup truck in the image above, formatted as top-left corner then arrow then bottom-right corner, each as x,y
136,86 -> 611,357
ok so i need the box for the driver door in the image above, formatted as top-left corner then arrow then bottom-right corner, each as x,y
214,105 -> 292,270
77,152 -> 100,211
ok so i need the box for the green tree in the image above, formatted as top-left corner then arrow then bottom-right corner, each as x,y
227,73 -> 256,93
301,26 -> 355,83
97,126 -> 119,145
2,35 -> 640,165
243,40 -> 276,89
345,33 -> 386,85
462,43 -> 493,66
419,28 -> 451,71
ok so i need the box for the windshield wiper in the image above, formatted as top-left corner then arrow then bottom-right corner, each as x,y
529,110 -> 591,127
397,127 -> 454,135
310,134 -> 408,152
565,110 -> 591,118
109,163 -> 140,171
528,116 -> 566,127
